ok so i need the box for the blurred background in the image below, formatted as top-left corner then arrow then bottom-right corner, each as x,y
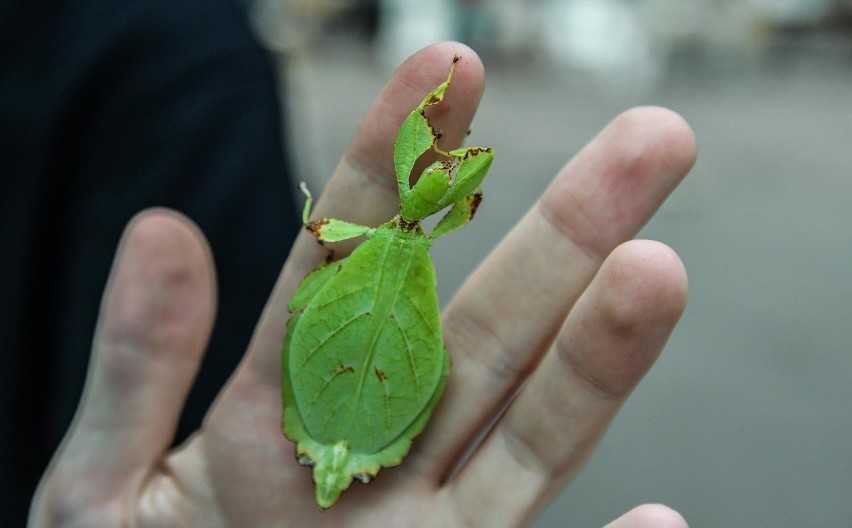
252,0 -> 852,526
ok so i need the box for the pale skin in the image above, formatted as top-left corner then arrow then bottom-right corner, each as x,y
30,42 -> 695,527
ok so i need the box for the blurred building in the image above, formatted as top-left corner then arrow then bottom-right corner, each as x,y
249,0 -> 852,84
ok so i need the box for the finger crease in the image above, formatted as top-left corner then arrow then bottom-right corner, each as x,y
535,196 -> 607,265
499,422 -> 554,480
555,336 -> 626,401
444,307 -> 529,384
342,152 -> 399,194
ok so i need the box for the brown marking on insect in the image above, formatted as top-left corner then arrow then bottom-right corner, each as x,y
328,363 -> 356,384
328,363 -> 355,383
398,217 -> 419,232
305,218 -> 329,240
374,367 -> 387,382
468,192 -> 483,220
421,110 -> 439,140
462,147 -> 492,160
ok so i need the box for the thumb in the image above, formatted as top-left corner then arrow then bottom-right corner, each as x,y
32,209 -> 216,521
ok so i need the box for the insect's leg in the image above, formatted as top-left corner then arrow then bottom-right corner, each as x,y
299,182 -> 374,243
430,189 -> 483,239
299,182 -> 313,225
436,146 -> 493,209
400,161 -> 450,221
393,59 -> 458,196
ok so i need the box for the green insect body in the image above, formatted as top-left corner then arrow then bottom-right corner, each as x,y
282,58 -> 494,509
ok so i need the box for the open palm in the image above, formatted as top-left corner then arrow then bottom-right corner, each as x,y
30,42 -> 695,528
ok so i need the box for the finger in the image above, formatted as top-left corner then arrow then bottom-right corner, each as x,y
233,41 -> 486,396
416,106 -> 696,472
290,41 -> 485,270
42,210 -> 216,495
604,504 -> 689,528
446,241 -> 688,525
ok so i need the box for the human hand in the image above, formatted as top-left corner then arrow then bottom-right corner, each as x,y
30,42 -> 695,527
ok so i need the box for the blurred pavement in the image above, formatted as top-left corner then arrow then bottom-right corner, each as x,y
284,40 -> 852,527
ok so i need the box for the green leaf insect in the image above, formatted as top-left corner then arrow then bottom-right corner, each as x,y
282,57 -> 494,509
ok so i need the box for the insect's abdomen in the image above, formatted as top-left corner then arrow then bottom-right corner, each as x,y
289,235 -> 444,454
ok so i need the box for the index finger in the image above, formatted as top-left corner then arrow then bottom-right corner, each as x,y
229,42 -> 486,398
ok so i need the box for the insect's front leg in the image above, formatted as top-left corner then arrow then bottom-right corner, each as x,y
437,146 -> 494,208
400,161 -> 450,221
430,189 -> 483,239
299,182 -> 374,244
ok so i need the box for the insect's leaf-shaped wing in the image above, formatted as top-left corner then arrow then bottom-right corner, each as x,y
367,341 -> 450,465
288,235 -> 444,455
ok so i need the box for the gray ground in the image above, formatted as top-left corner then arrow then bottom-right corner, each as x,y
284,41 -> 852,527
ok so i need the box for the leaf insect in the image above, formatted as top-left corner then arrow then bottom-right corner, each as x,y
282,57 -> 494,509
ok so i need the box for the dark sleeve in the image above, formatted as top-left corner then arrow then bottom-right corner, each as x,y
0,0 -> 298,523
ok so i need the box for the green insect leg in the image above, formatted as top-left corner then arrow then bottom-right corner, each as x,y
437,147 -> 493,209
392,58 -> 458,194
299,182 -> 373,243
430,190 -> 483,239
400,161 -> 450,221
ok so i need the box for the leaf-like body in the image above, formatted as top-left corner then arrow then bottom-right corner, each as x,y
282,225 -> 449,508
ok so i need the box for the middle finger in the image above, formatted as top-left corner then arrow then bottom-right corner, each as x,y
414,106 -> 696,479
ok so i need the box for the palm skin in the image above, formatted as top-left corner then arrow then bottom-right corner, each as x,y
30,42 -> 695,528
